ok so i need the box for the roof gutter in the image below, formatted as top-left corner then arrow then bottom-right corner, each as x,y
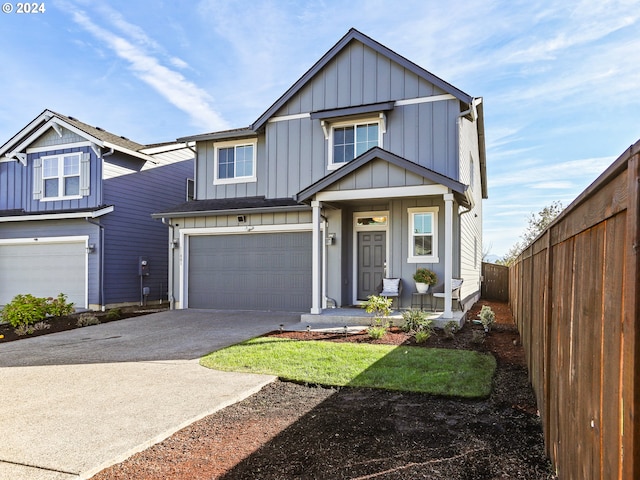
151,204 -> 310,220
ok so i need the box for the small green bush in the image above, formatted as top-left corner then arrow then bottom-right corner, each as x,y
1,293 -> 75,328
414,329 -> 431,344
471,330 -> 486,345
106,308 -> 121,320
443,320 -> 460,340
479,305 -> 496,332
1,294 -> 49,328
47,293 -> 75,317
401,309 -> 433,333
367,325 -> 387,340
77,313 -> 100,327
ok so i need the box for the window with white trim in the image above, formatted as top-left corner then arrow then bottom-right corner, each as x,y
214,140 -> 257,184
41,153 -> 82,199
408,207 -> 439,263
329,118 -> 381,169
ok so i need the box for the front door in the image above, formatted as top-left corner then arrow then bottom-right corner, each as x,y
357,231 -> 386,300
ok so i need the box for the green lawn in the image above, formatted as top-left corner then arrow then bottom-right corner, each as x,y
200,337 -> 496,398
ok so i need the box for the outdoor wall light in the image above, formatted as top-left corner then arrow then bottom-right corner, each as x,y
170,238 -> 179,249
86,244 -> 95,253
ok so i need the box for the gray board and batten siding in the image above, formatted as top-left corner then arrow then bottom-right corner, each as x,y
196,40 -> 462,203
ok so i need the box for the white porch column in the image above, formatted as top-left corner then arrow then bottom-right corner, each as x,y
443,193 -> 454,318
311,200 -> 322,314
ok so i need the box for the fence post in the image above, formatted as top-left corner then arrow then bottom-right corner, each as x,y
622,151 -> 640,479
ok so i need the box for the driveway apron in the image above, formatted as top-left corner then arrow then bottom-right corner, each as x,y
0,309 -> 300,480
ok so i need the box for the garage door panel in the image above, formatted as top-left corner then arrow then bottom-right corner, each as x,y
0,242 -> 86,308
188,232 -> 311,311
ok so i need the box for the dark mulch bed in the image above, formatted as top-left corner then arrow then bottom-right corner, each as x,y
88,300 -> 557,480
0,304 -> 168,343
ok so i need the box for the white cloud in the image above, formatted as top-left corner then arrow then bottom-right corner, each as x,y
64,4 -> 228,132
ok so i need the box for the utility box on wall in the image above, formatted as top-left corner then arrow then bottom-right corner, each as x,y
138,256 -> 150,276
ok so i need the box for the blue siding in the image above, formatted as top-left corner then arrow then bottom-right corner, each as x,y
102,157 -> 192,304
0,161 -> 22,210
23,146 -> 102,212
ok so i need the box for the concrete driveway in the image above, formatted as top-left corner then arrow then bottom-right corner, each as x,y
0,309 -> 301,479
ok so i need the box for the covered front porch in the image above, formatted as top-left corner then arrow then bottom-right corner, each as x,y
295,148 -> 472,321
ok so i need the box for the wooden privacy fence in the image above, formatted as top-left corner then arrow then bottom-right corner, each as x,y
509,140 -> 639,480
481,262 -> 509,301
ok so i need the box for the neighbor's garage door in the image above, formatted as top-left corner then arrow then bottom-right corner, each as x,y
0,240 -> 87,308
188,232 -> 311,311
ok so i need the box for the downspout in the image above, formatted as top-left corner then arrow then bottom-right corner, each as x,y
85,217 -> 105,311
162,217 -> 176,309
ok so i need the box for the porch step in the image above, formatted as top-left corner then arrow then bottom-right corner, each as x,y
299,309 -> 465,330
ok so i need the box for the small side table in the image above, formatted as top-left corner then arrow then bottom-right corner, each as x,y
411,292 -> 433,311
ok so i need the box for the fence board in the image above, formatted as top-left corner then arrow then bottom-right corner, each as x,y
509,140 -> 639,480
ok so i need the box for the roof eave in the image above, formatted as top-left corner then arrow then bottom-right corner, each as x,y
152,204 -> 310,219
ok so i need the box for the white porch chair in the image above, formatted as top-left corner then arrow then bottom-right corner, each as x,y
378,278 -> 403,309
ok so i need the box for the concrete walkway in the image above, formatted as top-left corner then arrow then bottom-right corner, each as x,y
0,310 -> 301,480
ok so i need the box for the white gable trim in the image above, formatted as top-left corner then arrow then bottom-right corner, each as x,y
0,205 -> 114,223
316,184 -> 449,202
268,113 -> 311,123
26,141 -> 93,154
395,94 -> 456,106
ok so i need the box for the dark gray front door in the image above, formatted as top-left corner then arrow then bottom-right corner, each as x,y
357,231 -> 386,301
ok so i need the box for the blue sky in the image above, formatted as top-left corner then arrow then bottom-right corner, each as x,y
1,0 -> 639,258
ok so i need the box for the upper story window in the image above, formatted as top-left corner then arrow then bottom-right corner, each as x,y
407,207 -> 439,263
214,140 -> 257,185
42,154 -> 80,198
328,117 -> 382,169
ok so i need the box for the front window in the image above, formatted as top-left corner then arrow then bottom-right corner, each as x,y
408,207 -> 439,263
330,119 -> 380,168
214,141 -> 257,184
42,154 -> 81,199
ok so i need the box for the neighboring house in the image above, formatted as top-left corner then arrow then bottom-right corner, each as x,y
154,28 -> 487,317
0,110 -> 193,310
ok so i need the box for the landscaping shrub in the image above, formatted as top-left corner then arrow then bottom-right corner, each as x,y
1,293 -> 75,329
1,294 -> 49,328
401,309 -> 433,333
77,313 -> 101,327
443,320 -> 460,340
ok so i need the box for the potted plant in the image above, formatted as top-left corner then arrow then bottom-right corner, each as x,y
413,268 -> 437,293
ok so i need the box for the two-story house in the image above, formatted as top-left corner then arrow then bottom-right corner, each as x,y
0,110 -> 193,310
154,29 -> 487,318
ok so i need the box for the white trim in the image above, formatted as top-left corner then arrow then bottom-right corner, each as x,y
268,112 -> 310,123
327,116 -> 383,170
26,141 -> 92,154
394,94 -> 456,106
0,235 -> 90,309
0,235 -> 89,245
407,207 -> 439,264
40,153 -> 83,201
352,210 -> 390,305
179,223 -> 314,309
213,139 -> 257,185
311,201 -> 322,314
0,205 -> 114,223
317,184 -> 448,202
443,194 -> 454,318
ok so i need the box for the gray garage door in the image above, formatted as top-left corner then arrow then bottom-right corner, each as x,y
188,232 -> 312,311
0,241 -> 86,308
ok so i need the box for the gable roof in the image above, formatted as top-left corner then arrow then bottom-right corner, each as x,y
252,28 -> 473,131
0,109 -> 154,164
295,146 -> 471,208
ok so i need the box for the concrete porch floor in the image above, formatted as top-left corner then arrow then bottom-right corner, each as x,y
298,307 -> 466,331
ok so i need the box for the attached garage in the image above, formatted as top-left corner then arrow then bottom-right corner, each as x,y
0,237 -> 87,308
186,231 -> 312,311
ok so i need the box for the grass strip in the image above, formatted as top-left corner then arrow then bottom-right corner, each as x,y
200,337 -> 496,398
